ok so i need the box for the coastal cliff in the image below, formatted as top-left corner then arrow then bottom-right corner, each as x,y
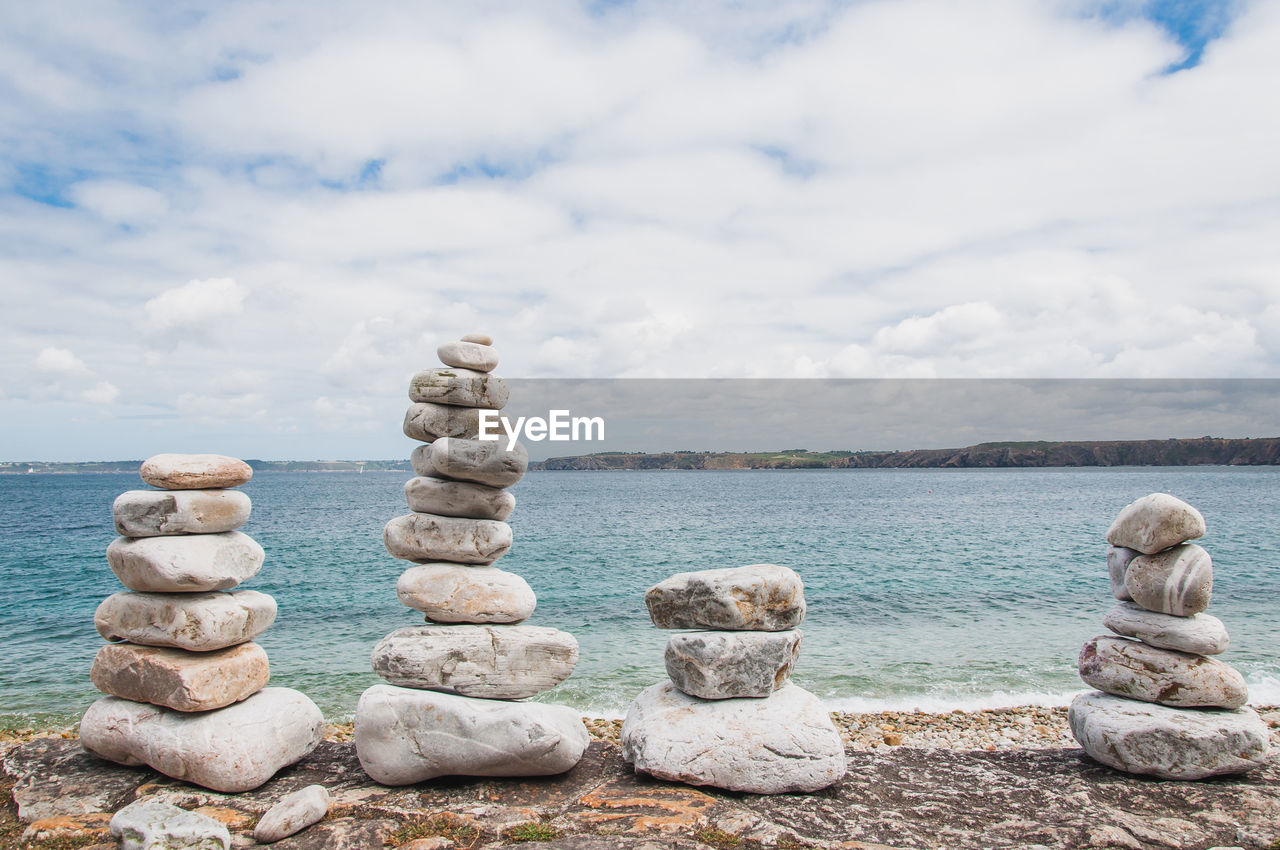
533,437 -> 1280,470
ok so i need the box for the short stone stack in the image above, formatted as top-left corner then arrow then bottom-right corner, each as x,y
621,564 -> 846,794
1069,492 -> 1271,780
80,453 -> 324,793
355,334 -> 589,785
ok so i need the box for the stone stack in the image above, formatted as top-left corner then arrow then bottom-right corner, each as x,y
80,454 -> 324,793
621,564 -> 846,794
354,334 -> 589,785
1069,492 -> 1270,780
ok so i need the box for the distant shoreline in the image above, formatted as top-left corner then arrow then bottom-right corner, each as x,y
3,436 -> 1278,474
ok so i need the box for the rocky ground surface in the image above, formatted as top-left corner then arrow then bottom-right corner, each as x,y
4,706 -> 1279,850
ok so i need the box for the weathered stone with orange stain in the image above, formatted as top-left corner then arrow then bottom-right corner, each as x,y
572,781 -> 717,835
193,805 -> 255,829
21,812 -> 111,842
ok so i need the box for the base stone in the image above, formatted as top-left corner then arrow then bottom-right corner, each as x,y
1068,690 -> 1270,780
80,687 -> 324,793
354,684 -> 588,785
620,680 -> 846,794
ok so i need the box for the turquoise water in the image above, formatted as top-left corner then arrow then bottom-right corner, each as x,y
2,467 -> 1278,727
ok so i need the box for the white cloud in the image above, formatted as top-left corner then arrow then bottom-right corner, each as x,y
34,346 -> 92,377
2,0 -> 1279,458
70,180 -> 168,224
84,380 -> 120,405
143,278 -> 247,336
312,396 -> 377,432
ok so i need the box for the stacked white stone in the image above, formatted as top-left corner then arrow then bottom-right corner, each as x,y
620,564 -> 846,794
80,454 -> 324,793
1069,492 -> 1270,780
354,334 -> 589,786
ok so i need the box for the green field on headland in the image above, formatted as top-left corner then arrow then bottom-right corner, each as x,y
4,436 -> 1278,474
533,437 -> 1280,470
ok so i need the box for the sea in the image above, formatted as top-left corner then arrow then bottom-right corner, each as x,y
2,466 -> 1278,729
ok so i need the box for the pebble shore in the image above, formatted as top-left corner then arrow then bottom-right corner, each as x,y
6,703 -> 1278,755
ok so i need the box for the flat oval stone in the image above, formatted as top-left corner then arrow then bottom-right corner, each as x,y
408,368 -> 509,409
372,625 -> 578,699
384,513 -> 512,565
1107,546 -> 1138,601
396,563 -> 535,624
110,799 -> 230,850
113,489 -> 251,537
354,684 -> 588,784
107,531 -> 265,592
1069,690 -> 1268,780
621,681 -> 846,794
1103,601 -> 1229,655
80,687 -> 324,793
646,564 -> 805,631
402,402 -> 488,443
140,454 -> 252,490
90,642 -> 270,712
438,340 -> 499,372
460,332 -> 492,345
1077,636 -> 1246,709
95,589 -> 277,651
253,784 -> 330,844
411,437 -> 528,488
666,630 -> 801,699
1107,493 -> 1206,554
1125,543 -> 1213,616
404,477 -> 515,521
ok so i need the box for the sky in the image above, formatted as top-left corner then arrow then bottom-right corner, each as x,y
2,0 -> 1277,461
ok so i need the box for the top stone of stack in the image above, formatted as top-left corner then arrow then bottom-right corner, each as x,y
1106,493 -> 1205,554
646,564 -> 805,631
438,339 -> 499,373
140,454 -> 253,490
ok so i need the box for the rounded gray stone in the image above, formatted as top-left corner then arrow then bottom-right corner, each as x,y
1077,635 -> 1247,709
372,624 -> 578,699
109,798 -> 230,850
113,489 -> 251,537
620,681 -> 846,794
1107,546 -> 1138,601
139,454 -> 252,491
95,589 -> 277,651
403,477 -> 515,521
1106,493 -> 1206,554
354,684 -> 588,784
384,513 -> 512,565
411,437 -> 528,488
665,630 -> 801,699
438,340 -> 499,372
460,332 -> 493,345
396,563 -> 536,624
645,564 -> 805,631
253,784 -> 330,844
1125,543 -> 1213,616
408,368 -> 509,409
1069,690 -> 1268,780
106,531 -> 265,592
1103,601 -> 1229,655
81,687 -> 324,793
403,402 -> 488,443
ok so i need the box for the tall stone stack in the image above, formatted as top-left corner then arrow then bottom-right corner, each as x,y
620,564 -> 846,794
80,454 -> 324,793
354,334 -> 589,785
1069,492 -> 1270,780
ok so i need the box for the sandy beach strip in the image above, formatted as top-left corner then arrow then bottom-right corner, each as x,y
7,704 -> 1279,755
